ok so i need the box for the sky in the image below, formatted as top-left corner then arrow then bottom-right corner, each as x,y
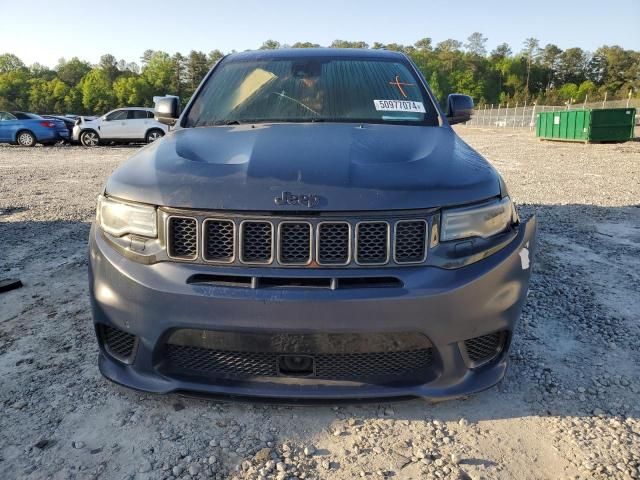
5,0 -> 640,67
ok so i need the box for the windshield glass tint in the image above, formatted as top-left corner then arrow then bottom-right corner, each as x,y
185,57 -> 438,127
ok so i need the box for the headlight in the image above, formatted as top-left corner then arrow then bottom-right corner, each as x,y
97,195 -> 157,238
441,197 -> 514,242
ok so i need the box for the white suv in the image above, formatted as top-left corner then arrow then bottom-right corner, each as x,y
73,108 -> 168,147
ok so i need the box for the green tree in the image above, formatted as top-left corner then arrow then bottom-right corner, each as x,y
259,40 -> 281,50
113,75 -> 151,106
56,57 -> 92,85
558,47 -> 588,85
140,49 -> 156,66
28,77 -> 70,112
0,68 -> 30,109
465,32 -> 487,57
291,42 -> 321,48
185,50 -> 209,94
0,53 -> 25,73
557,82 -> 578,101
141,51 -> 174,99
540,44 -> 562,91
330,40 -> 369,49
80,69 -> 115,113
207,50 -> 224,68
414,38 -> 433,51
99,54 -> 120,83
428,71 -> 443,104
522,37 -> 540,99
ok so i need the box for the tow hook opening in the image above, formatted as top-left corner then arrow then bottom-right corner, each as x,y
278,355 -> 315,377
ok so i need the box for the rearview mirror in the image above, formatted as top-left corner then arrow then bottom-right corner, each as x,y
446,94 -> 474,125
154,96 -> 181,126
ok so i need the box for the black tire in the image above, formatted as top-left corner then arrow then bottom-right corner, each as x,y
80,130 -> 100,147
16,130 -> 36,147
146,129 -> 164,144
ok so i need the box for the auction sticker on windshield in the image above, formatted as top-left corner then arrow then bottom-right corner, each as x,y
374,100 -> 426,113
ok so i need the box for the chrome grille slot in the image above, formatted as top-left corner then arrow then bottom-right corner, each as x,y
203,219 -> 235,262
317,222 -> 350,265
240,221 -> 273,263
394,220 -> 427,263
356,222 -> 389,265
278,222 -> 312,264
168,217 -> 198,259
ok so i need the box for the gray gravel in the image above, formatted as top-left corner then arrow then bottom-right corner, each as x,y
1,128 -> 639,480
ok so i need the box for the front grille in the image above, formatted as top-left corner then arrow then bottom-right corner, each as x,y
203,219 -> 235,262
463,332 -> 506,365
167,345 -> 277,377
163,330 -> 435,384
101,325 -> 137,363
241,221 -> 273,263
395,220 -> 427,263
165,345 -> 433,383
356,222 -> 389,265
168,217 -> 197,259
315,349 -> 433,379
278,222 -> 311,264
317,222 -> 350,265
165,212 -> 430,267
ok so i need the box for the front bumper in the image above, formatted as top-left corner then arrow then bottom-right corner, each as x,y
89,216 -> 536,401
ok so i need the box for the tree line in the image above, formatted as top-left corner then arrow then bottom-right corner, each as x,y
0,34 -> 638,115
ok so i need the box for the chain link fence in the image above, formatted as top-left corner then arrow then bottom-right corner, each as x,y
466,98 -> 640,130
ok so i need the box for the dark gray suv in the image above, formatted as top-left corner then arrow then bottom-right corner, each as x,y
89,48 -> 536,401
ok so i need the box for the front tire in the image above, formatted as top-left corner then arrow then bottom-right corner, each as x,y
146,129 -> 164,144
80,130 -> 100,147
17,131 -> 36,147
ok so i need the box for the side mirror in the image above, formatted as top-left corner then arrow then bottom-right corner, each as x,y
154,96 -> 181,126
446,94 -> 474,125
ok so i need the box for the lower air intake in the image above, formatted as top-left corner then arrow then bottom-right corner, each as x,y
463,331 -> 506,366
101,325 -> 137,363
163,330 -> 435,385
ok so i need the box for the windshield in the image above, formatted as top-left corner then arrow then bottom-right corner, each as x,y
185,56 -> 439,127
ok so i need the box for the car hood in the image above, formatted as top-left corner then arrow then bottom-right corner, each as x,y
105,123 -> 501,211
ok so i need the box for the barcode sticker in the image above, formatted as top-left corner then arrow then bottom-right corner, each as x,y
374,100 -> 426,113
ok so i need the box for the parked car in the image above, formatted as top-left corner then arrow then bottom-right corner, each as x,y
73,108 -> 168,146
42,115 -> 76,141
89,48 -> 537,401
0,111 -> 69,146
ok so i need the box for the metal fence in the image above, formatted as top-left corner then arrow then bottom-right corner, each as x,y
466,98 -> 640,130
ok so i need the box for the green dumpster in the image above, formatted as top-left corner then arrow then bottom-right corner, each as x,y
536,108 -> 636,143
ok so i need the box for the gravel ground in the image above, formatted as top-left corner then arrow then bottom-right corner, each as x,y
1,128 -> 639,480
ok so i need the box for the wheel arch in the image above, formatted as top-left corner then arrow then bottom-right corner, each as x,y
80,127 -> 100,136
80,128 -> 100,146
14,128 -> 36,143
145,127 -> 164,138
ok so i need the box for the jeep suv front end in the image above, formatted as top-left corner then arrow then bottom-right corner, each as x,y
89,49 -> 536,400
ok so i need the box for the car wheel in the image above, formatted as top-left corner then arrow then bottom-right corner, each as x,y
146,129 -> 164,144
17,131 -> 36,147
80,130 -> 100,147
